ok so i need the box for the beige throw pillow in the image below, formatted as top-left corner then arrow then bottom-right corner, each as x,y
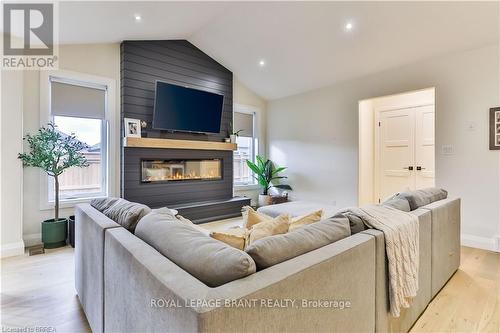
247,214 -> 290,245
288,210 -> 323,231
210,228 -> 248,250
242,206 -> 273,229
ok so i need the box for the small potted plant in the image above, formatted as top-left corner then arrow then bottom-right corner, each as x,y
246,155 -> 292,207
227,121 -> 243,143
18,123 -> 89,249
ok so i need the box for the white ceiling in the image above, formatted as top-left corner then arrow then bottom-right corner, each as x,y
39,2 -> 500,99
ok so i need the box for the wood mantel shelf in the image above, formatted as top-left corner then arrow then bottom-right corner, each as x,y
123,137 -> 237,151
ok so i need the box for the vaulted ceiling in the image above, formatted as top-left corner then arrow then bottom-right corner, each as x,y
15,2 -> 500,99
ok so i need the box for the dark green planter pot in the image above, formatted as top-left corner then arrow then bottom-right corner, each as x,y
42,218 -> 68,249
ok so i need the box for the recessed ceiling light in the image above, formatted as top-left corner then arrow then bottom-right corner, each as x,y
134,14 -> 142,22
259,60 -> 265,67
345,22 -> 353,31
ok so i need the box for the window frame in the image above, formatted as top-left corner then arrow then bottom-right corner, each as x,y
39,70 -> 117,210
233,105 -> 259,188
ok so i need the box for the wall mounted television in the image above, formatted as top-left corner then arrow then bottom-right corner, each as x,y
152,81 -> 224,134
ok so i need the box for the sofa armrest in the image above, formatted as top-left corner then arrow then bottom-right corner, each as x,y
104,227 -> 211,333
74,203 -> 121,333
104,228 -> 376,333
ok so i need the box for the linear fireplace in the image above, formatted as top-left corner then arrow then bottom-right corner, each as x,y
141,159 -> 222,183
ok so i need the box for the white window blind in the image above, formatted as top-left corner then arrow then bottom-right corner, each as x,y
51,81 -> 105,119
233,111 -> 253,137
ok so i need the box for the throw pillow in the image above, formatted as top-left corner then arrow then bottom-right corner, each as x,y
242,206 -> 273,229
288,210 -> 323,231
210,228 -> 248,250
246,216 -> 351,269
247,214 -> 289,245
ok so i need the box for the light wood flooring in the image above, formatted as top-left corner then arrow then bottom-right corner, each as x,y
1,228 -> 498,332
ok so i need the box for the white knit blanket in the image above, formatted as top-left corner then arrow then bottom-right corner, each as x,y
340,205 -> 419,317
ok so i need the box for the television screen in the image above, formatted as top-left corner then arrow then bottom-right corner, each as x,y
152,81 -> 224,134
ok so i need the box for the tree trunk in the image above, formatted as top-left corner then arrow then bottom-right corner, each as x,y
54,175 -> 59,221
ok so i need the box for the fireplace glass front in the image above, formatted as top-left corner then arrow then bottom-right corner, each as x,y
141,159 -> 222,183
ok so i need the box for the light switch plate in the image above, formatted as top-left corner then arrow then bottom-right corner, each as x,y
442,145 -> 454,155
466,121 -> 477,131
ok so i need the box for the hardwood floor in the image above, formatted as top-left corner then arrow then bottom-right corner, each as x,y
410,246 -> 500,333
1,243 -> 498,332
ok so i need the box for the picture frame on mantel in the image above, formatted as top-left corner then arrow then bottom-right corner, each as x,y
490,107 -> 500,150
124,118 -> 141,138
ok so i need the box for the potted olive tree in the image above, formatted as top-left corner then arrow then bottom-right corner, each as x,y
18,123 -> 89,248
246,155 -> 292,207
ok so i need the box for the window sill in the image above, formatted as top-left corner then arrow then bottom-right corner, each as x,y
234,184 -> 261,191
40,196 -> 107,211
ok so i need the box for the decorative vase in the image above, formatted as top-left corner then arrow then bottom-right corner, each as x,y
41,218 -> 68,249
258,194 -> 273,207
230,135 -> 237,143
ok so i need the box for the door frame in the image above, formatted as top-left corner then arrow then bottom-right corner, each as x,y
358,87 -> 435,205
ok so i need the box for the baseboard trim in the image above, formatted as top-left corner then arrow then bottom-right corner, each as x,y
461,234 -> 499,252
0,240 -> 25,258
23,233 -> 42,247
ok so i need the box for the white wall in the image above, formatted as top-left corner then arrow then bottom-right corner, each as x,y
1,69 -> 25,257
233,78 -> 268,205
22,44 -> 120,246
267,44 -> 500,251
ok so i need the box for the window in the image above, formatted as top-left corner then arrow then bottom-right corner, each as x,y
48,78 -> 108,201
233,108 -> 258,186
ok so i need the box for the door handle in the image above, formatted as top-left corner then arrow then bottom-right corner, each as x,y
416,166 -> 426,171
403,166 -> 414,171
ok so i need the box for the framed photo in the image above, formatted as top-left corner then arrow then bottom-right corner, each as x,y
490,107 -> 500,150
124,118 -> 141,138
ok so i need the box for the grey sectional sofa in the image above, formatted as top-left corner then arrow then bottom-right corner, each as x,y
75,197 -> 460,333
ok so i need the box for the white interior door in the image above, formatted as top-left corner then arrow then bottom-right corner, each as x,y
415,105 -> 435,188
378,109 -> 415,201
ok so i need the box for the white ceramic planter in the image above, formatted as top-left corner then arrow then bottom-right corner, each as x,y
258,194 -> 273,207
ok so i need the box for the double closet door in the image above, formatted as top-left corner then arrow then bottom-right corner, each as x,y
377,105 -> 435,202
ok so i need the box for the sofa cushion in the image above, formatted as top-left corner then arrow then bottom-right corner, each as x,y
289,210 -> 323,231
246,216 -> 351,269
247,214 -> 290,245
257,201 -> 337,219
92,197 -> 151,232
383,197 -> 411,212
135,212 -> 256,287
331,212 -> 366,234
395,188 -> 448,211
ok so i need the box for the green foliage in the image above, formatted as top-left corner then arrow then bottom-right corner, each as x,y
18,122 -> 89,176
227,121 -> 244,137
18,122 -> 90,221
246,155 -> 293,195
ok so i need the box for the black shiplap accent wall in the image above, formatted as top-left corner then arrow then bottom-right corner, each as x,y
121,40 -> 232,141
121,40 -> 234,207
